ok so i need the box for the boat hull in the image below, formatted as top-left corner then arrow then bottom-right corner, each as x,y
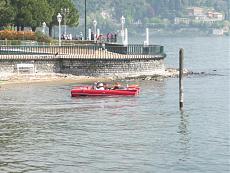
71,86 -> 140,97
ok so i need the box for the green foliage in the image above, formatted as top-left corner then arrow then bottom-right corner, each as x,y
48,0 -> 79,26
0,0 -> 228,35
10,0 -> 53,30
0,0 -> 16,25
0,0 -> 79,36
73,0 -> 229,24
47,0 -> 79,36
148,17 -> 164,24
35,31 -> 52,43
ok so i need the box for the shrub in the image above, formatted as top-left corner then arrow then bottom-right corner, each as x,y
35,31 -> 52,43
0,30 -> 35,40
0,30 -> 52,43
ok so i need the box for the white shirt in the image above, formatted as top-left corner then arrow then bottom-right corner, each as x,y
96,87 -> 104,90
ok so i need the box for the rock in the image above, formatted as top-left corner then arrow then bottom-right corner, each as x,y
145,76 -> 152,80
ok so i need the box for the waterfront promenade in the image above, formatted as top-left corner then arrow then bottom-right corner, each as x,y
0,43 -> 167,84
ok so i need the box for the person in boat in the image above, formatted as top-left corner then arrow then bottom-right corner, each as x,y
96,82 -> 105,90
103,83 -> 111,90
112,82 -> 122,90
92,82 -> 97,90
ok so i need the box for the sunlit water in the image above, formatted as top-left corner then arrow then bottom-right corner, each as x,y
0,36 -> 229,173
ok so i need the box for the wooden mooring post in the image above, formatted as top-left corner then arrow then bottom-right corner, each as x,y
179,48 -> 184,110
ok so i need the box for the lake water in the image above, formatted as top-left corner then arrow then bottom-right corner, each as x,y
0,36 -> 229,173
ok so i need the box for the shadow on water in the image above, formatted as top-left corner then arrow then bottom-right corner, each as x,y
188,71 -> 227,78
71,96 -> 140,111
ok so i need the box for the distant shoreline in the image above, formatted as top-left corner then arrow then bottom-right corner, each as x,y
129,30 -> 229,37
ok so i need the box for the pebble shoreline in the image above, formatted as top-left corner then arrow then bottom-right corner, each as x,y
0,68 -> 190,86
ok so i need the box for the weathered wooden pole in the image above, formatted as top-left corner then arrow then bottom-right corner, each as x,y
179,48 -> 184,110
84,0 -> 87,40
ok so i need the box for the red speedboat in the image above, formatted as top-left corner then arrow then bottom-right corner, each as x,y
71,85 -> 140,97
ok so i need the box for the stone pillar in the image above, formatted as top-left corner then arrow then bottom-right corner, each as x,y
124,28 -> 128,46
88,28 -> 91,40
97,28 -> 100,37
144,28 -> 149,46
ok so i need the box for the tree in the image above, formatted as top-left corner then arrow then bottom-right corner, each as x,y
28,0 -> 53,31
214,0 -> 229,20
47,0 -> 79,36
0,0 -> 16,27
10,0 -> 53,31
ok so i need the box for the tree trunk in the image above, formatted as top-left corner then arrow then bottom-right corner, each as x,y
48,25 -> 53,37
31,26 -> 36,32
21,26 -> 24,31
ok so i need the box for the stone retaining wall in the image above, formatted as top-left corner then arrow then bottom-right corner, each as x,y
0,55 -> 166,79
0,59 -> 60,74
60,58 -> 165,78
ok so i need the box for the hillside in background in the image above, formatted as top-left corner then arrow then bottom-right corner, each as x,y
73,0 -> 229,34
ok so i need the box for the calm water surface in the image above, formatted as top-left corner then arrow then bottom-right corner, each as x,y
0,36 -> 229,173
